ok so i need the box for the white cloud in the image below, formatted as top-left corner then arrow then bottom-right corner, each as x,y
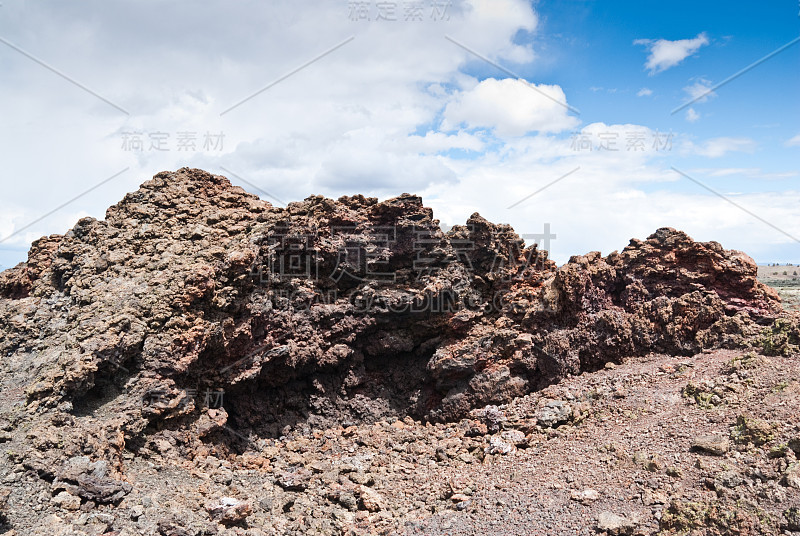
683,78 -> 717,104
637,87 -> 653,97
685,137 -> 757,158
441,78 -> 580,137
0,0 -> 541,248
422,129 -> 800,264
405,131 -> 486,153
0,3 -> 797,271
685,108 -> 700,122
786,134 -> 800,147
634,32 -> 709,74
453,0 -> 538,63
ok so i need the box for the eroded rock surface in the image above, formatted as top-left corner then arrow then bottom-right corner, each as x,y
0,168 -> 795,534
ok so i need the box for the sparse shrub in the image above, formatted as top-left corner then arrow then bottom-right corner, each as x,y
731,415 -> 774,446
659,500 -> 760,534
757,318 -> 800,357
768,444 -> 789,458
722,352 -> 760,375
682,381 -> 723,408
773,381 -> 789,393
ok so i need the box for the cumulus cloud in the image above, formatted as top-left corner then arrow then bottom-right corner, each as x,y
634,32 -> 709,74
452,0 -> 538,63
637,88 -> 653,97
422,127 -> 799,264
441,78 -> 580,137
0,2 -> 796,270
685,108 -> 700,122
0,0 -> 539,254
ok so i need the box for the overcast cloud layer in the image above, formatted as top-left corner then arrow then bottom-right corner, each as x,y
0,0 -> 798,268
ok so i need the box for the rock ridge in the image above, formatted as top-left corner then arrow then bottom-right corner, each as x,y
0,167 -> 789,471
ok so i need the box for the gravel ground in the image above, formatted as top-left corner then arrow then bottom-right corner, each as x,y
3,348 -> 798,535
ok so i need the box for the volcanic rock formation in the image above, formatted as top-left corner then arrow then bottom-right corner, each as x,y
0,168 -> 788,484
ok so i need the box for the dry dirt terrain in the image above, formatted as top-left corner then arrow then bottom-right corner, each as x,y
3,347 -> 800,536
759,266 -> 800,313
0,168 -> 798,535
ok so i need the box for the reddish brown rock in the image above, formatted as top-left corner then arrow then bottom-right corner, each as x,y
0,167 -> 791,481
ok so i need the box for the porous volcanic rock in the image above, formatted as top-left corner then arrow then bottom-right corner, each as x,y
0,168 -> 787,480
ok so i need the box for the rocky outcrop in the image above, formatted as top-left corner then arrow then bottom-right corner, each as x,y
0,168 -> 787,473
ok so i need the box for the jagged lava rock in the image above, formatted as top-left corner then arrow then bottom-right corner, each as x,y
0,168 -> 787,474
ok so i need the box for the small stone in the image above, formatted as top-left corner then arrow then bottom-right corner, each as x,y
157,520 -> 192,536
715,470 -> 744,489
632,451 -> 649,466
130,505 -> 144,520
204,497 -> 252,525
597,511 -> 637,535
51,491 -> 81,511
276,468 -> 312,491
87,512 -> 115,525
536,400 -> 572,428
784,507 -> 800,531
338,491 -> 358,511
666,466 -> 683,478
570,489 -> 600,504
460,420 -> 488,437
768,445 -> 788,459
691,435 -> 730,456
784,462 -> 800,489
642,489 -> 668,506
258,496 -> 273,512
500,429 -> 527,447
359,486 -> 385,512
485,435 -> 515,455
646,458 -> 663,473
348,472 -> 374,486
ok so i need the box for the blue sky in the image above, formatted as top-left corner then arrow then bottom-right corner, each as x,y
0,0 -> 798,268
533,0 -> 800,216
458,1 -> 799,187
537,0 -> 799,157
